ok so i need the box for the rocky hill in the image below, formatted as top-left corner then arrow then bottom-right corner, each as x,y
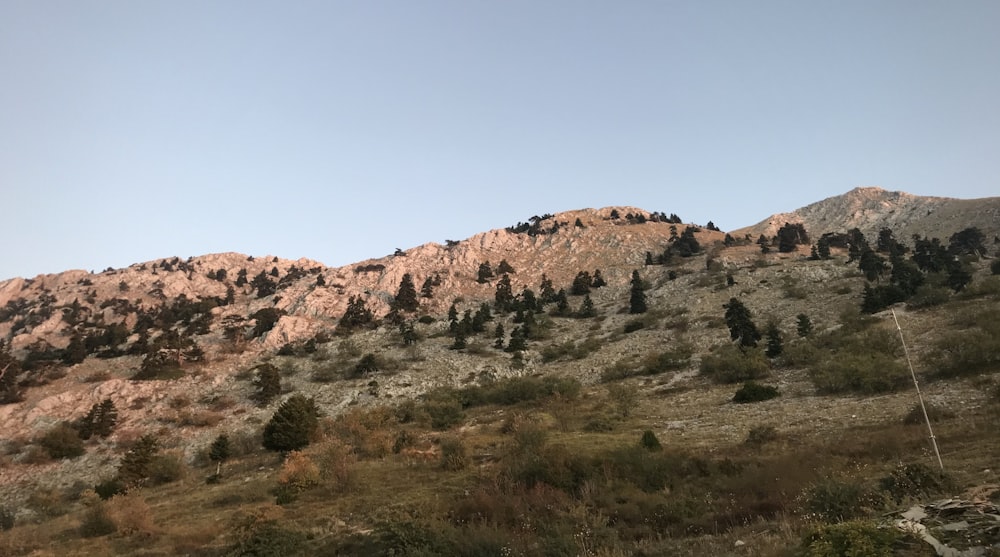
733,186 -> 1000,244
0,189 -> 998,556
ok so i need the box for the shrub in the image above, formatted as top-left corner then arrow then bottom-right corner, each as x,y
79,501 -> 117,538
105,492 -> 156,536
744,425 -> 778,446
732,381 -> 780,403
229,514 -> 307,556
606,383 -> 639,418
439,436 -> 468,471
878,462 -> 951,503
927,324 -> 1000,378
623,319 -> 646,333
38,422 -> 85,459
148,451 -> 187,485
800,520 -> 899,557
802,479 -> 880,522
422,399 -> 464,430
639,430 -> 662,451
810,352 -> 908,394
699,345 -> 770,383
0,505 -> 13,531
277,451 -> 320,492
906,285 -> 951,308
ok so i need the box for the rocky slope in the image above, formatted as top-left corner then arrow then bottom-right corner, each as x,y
733,186 -> 1000,244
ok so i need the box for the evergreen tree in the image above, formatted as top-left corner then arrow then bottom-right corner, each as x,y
571,271 -> 592,295
628,270 -> 647,314
764,322 -> 783,358
494,323 -> 505,349
912,236 -> 949,272
591,270 -> 607,288
250,270 -> 276,298
724,234 -> 735,247
538,274 -> 556,304
235,268 -> 248,287
262,395 -> 320,452
63,334 -> 88,365
577,294 -> 597,318
0,339 -> 21,404
724,298 -> 761,348
757,234 -> 771,254
391,273 -> 419,313
517,288 -> 538,313
476,261 -> 494,283
209,434 -> 230,463
796,314 -> 813,338
399,321 -> 418,346
816,236 -> 831,259
876,227 -> 907,257
450,331 -> 467,350
496,259 -> 515,275
494,274 -> 515,312
553,289 -> 570,316
948,227 -> 986,258
776,223 -> 809,253
506,327 -> 527,352
846,228 -> 868,262
575,217 -> 584,228
645,251 -> 654,265
117,434 -> 160,487
447,303 -> 459,324
338,296 -> 375,332
858,248 -> 888,282
252,364 -> 282,405
420,277 -> 435,298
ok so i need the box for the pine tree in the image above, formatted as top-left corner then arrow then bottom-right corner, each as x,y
493,323 -> 505,349
764,322 -> 783,358
571,271 -> 592,295
494,274 -> 514,312
476,261 -> 494,283
117,434 -> 160,487
796,314 -> 813,337
420,277 -> 435,298
628,270 -> 647,314
724,298 -> 761,348
338,296 -> 375,332
252,364 -> 281,405
209,434 -> 231,464
391,273 -> 419,313
539,274 -> 557,303
506,327 -> 527,352
591,270 -> 607,288
262,395 -> 321,452
577,295 -> 597,318
496,259 -> 515,275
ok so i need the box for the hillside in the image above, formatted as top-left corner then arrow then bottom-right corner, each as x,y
733,186 -> 1000,244
1,191 -> 999,556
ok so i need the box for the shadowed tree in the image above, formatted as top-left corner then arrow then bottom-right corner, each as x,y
724,298 -> 761,348
391,273 -> 419,313
571,271 -> 592,295
476,261 -> 494,283
494,274 -> 515,312
628,270 -> 647,314
338,296 -> 375,333
263,395 -> 321,452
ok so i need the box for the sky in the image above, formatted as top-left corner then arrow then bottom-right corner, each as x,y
1,1 -> 998,280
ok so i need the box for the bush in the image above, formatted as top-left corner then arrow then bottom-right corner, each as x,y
902,402 -> 955,425
639,430 -> 662,451
878,462 -> 950,503
439,436 -> 468,471
802,479 -> 880,522
0,505 -> 15,531
732,381 -> 780,403
811,352 -> 908,394
38,422 -> 85,459
744,425 -> 778,446
148,451 -> 187,485
800,520 -> 899,557
906,285 -> 951,308
277,451 -> 320,494
79,502 -> 117,538
423,399 -> 464,430
699,345 -> 770,383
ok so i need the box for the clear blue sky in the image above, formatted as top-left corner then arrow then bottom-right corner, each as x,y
2,1 -> 998,280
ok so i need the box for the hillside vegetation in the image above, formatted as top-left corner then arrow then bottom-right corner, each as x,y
1,193 -> 999,556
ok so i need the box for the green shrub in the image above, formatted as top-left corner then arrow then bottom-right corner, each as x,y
802,479 -> 880,522
811,352 -> 908,394
878,462 -> 951,503
800,520 -> 899,557
639,430 -> 662,451
148,452 -> 187,485
927,326 -> 1000,378
422,399 -> 464,430
732,381 -> 780,403
699,345 -> 770,383
230,520 -> 307,557
906,285 -> 951,308
38,422 -> 85,459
